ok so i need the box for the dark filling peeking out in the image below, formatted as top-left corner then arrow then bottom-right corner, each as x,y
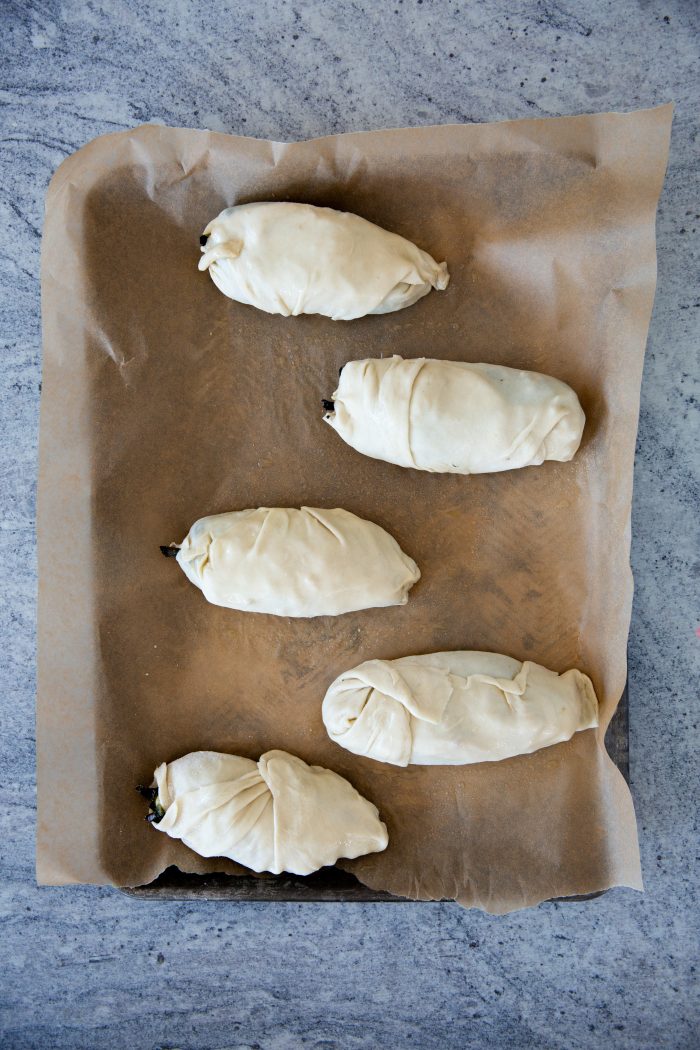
137,785 -> 165,824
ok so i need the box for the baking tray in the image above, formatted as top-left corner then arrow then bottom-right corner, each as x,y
39,114 -> 668,903
124,683 -> 629,902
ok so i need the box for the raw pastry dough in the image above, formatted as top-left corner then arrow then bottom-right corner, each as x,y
150,749 -> 389,875
324,356 -> 585,473
322,651 -> 599,766
170,507 -> 420,617
198,202 -> 449,319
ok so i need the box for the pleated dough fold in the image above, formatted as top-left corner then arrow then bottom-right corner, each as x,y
153,749 -> 389,875
322,651 -> 599,766
172,507 -> 420,617
198,202 -> 449,320
324,356 -> 585,473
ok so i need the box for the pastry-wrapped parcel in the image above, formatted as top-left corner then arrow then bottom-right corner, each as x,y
166,507 -> 420,617
147,750 -> 388,875
324,356 -> 585,473
198,202 -> 449,319
322,651 -> 599,767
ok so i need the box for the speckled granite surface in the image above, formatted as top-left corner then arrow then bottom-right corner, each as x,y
1,2 -> 698,1048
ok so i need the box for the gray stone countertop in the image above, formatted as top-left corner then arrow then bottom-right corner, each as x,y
1,2 -> 698,1048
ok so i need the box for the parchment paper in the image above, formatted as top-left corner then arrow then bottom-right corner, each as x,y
37,107 -> 672,913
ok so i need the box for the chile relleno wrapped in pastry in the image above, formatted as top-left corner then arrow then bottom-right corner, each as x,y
322,651 -> 599,767
198,202 -> 449,319
324,356 -> 585,473
163,507 -> 420,617
145,750 -> 388,875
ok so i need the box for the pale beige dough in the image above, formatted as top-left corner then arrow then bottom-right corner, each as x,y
198,202 -> 449,319
322,651 -> 599,767
325,355 -> 585,473
152,749 -> 389,875
172,507 -> 420,617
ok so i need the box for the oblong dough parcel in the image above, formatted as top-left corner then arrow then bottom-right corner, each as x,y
150,749 -> 389,875
171,507 -> 420,617
324,355 -> 586,473
322,651 -> 599,766
198,202 -> 449,320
